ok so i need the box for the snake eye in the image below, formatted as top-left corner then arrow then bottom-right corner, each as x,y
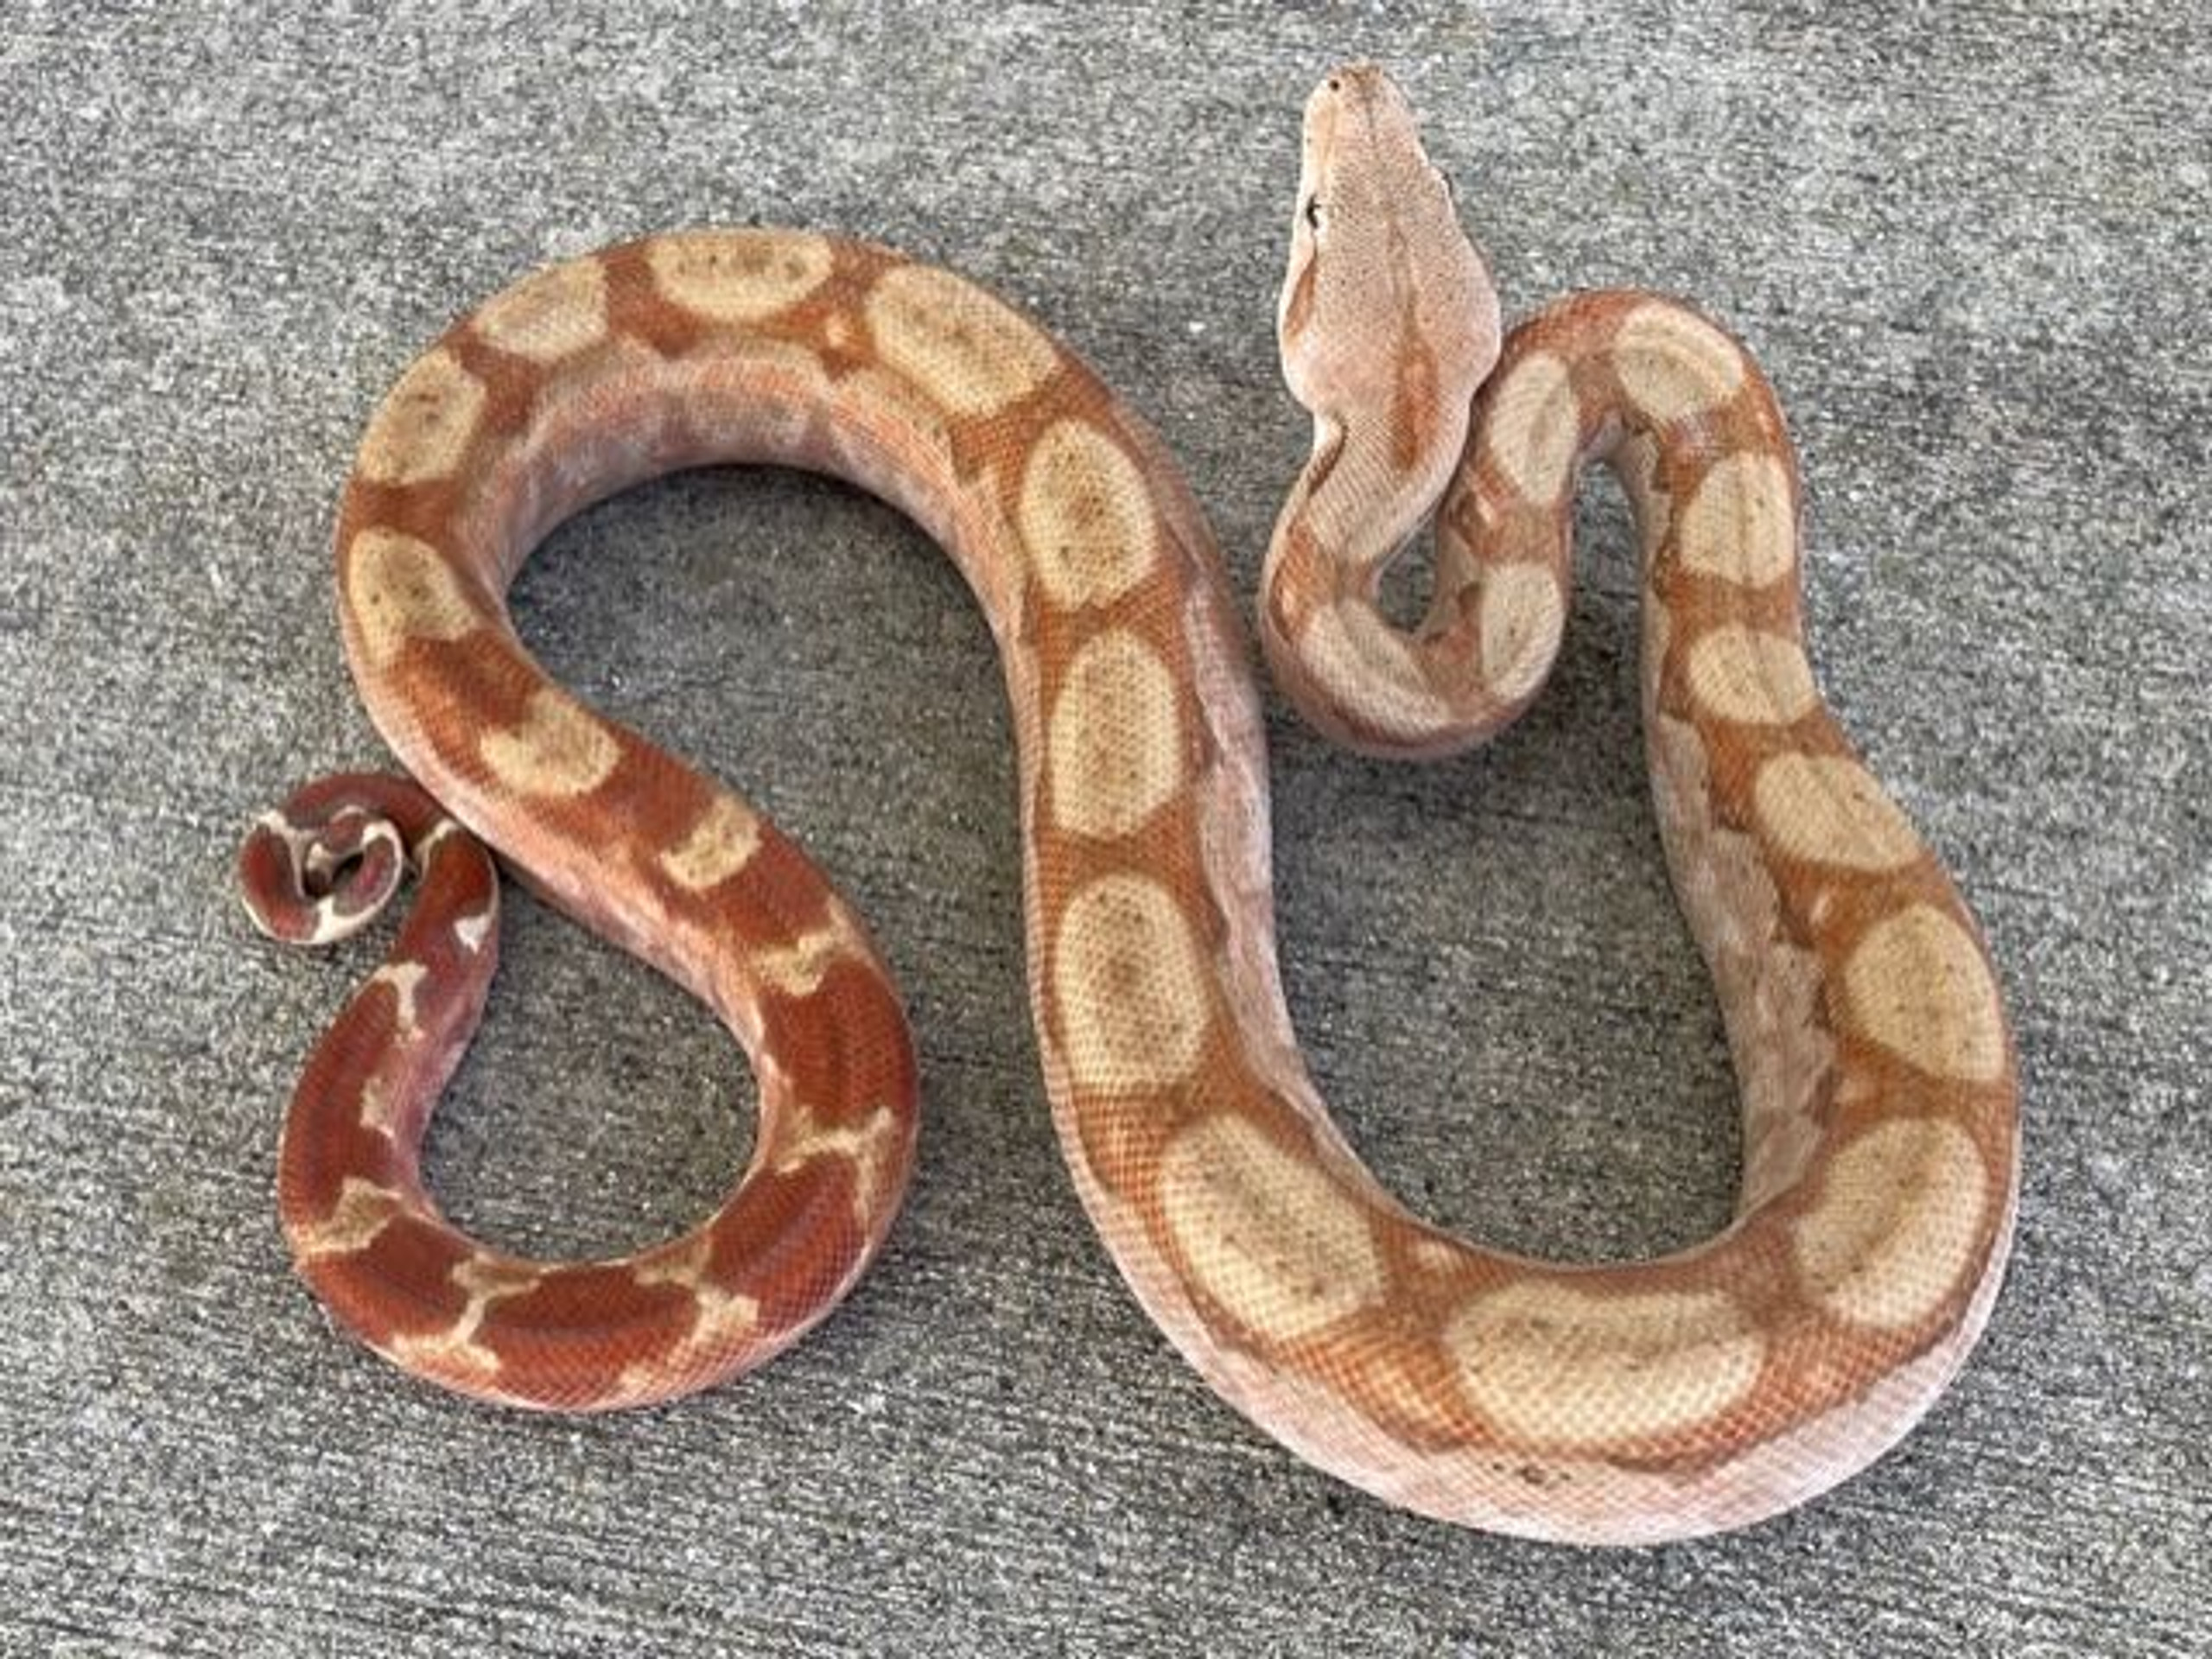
1304,196 -> 1324,231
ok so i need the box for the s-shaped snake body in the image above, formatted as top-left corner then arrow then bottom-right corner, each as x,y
242,67 -> 2018,1544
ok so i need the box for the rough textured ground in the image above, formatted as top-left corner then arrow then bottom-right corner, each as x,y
3,3 -> 2206,1654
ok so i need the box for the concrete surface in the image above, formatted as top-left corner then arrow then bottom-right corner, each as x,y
3,3 -> 2205,1654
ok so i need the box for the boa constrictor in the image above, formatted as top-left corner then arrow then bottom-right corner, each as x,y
241,66 -> 2018,1544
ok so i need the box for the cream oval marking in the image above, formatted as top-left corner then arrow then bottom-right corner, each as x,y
1613,303 -> 1746,424
1048,630 -> 1185,838
345,529 -> 483,667
1018,418 -> 1160,607
1296,601 -> 1455,741
1842,904 -> 2007,1082
661,794 -> 764,892
1482,350 -> 1579,504
357,348 -> 485,485
1754,752 -> 1923,872
1478,563 -> 1566,704
1052,874 -> 1211,1090
474,257 -> 608,361
1446,1282 -> 1764,1445
480,687 -> 623,798
865,261 -> 1059,416
1792,1117 -> 1990,1328
1682,625 -> 1819,725
1158,1116 -> 1385,1343
647,230 -> 833,324
1678,451 -> 1796,587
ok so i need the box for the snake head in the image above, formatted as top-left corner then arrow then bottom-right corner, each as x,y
1278,65 -> 1500,441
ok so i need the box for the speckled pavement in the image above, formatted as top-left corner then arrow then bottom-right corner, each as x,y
3,4 -> 2204,1653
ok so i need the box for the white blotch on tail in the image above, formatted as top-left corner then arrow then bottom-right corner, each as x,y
454,906 -> 494,954
370,961 -> 429,1039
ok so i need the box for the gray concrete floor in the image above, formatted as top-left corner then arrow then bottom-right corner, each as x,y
3,3 -> 2205,1654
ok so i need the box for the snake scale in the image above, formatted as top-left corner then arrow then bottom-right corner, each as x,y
241,67 -> 2018,1544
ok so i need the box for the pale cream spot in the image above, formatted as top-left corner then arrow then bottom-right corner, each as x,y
1158,1116 -> 1385,1342
357,1073 -> 401,1139
1446,1282 -> 1764,1446
357,348 -> 485,484
371,961 -> 428,1039
1753,752 -> 1923,872
612,1236 -> 763,1403
385,1255 -> 543,1386
1842,905 -> 2007,1081
865,260 -> 1058,416
1412,1237 -> 1465,1275
479,688 -> 622,798
753,913 -> 865,998
345,529 -> 481,668
288,1177 -> 403,1258
1482,350 -> 1579,503
660,794 -> 763,892
474,257 -> 607,361
1295,601 -> 1455,743
1052,874 -> 1211,1090
1682,625 -> 1819,725
1793,1117 -> 1990,1328
772,1102 -> 902,1224
1678,451 -> 1796,587
1048,631 -> 1183,838
1018,419 -> 1159,607
647,230 -> 833,323
1613,303 -> 1746,424
1478,563 -> 1565,704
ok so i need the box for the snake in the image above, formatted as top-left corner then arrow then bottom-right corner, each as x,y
239,65 -> 2018,1544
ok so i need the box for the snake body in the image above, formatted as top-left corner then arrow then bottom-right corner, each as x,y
242,67 -> 2018,1543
